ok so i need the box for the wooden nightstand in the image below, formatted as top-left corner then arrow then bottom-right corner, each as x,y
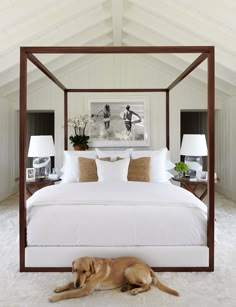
15,177 -> 61,196
171,176 -> 209,201
26,178 -> 61,196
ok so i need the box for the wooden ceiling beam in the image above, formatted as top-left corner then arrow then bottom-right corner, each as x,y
112,0 -> 124,45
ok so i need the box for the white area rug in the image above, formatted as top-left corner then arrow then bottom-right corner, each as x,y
0,193 -> 236,307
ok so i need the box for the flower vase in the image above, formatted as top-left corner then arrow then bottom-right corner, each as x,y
178,172 -> 184,179
73,145 -> 86,151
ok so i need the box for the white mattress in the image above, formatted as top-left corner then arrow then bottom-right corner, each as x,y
26,182 -> 207,246
25,246 -> 209,267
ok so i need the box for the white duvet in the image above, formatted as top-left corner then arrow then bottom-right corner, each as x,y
27,182 -> 207,246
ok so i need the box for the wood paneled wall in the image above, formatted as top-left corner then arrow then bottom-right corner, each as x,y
0,99 -> 18,201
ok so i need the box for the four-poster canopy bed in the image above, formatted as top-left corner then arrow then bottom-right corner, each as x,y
19,46 -> 215,273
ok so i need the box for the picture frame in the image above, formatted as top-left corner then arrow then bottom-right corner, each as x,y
197,171 -> 208,181
186,169 -> 197,178
88,97 -> 150,147
26,168 -> 35,181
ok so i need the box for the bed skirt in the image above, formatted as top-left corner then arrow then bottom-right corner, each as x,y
25,246 -> 209,270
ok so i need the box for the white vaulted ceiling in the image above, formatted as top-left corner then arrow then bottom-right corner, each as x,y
0,0 -> 235,97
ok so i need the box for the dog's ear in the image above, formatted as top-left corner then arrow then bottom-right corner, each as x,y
90,259 -> 96,274
90,258 -> 103,274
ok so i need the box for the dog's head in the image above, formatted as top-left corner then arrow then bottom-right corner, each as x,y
72,257 -> 103,288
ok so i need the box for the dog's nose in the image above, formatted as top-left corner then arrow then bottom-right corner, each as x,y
75,281 -> 80,288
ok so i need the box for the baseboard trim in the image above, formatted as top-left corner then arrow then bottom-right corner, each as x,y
215,186 -> 236,202
0,187 -> 17,202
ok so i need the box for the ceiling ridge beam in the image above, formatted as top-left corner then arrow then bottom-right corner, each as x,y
168,52 -> 208,90
112,0 -> 124,45
27,53 -> 66,91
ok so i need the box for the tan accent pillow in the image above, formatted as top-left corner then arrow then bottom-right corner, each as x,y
117,157 -> 151,182
79,157 -> 110,182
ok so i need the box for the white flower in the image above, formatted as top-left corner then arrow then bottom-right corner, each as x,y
67,114 -> 93,136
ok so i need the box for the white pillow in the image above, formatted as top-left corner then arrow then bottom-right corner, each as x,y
61,150 -> 97,183
159,170 -> 174,182
95,148 -> 133,162
131,148 -> 172,182
165,149 -> 175,170
166,160 -> 175,170
96,158 -> 130,182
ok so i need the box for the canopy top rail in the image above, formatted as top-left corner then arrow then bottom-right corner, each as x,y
22,45 -> 213,54
24,45 -> 212,92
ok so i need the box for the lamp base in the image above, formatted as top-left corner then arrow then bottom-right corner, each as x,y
33,157 -> 51,180
185,156 -> 203,178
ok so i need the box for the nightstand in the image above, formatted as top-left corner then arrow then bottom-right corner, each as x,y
171,176 -> 208,200
26,178 -> 61,196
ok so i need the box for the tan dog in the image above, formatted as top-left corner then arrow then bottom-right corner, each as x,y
49,256 -> 179,303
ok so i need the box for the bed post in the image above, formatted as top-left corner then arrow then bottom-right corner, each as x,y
19,48 -> 27,272
166,90 -> 170,150
207,47 -> 215,271
64,90 -> 68,150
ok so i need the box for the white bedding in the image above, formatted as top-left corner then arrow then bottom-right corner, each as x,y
27,182 -> 207,247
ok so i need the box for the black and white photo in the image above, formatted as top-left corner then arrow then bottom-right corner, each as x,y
89,97 -> 149,147
26,168 -> 35,181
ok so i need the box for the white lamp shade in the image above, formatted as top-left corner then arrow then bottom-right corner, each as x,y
180,134 -> 208,156
28,135 -> 55,157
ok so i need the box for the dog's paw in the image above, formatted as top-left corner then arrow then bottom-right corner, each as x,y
121,285 -> 128,292
48,295 -> 59,303
54,287 -> 62,293
130,289 -> 139,295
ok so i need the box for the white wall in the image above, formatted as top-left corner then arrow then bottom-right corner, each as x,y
0,98 -> 18,201
4,54 -> 233,200
216,95 -> 236,201
229,96 -> 236,200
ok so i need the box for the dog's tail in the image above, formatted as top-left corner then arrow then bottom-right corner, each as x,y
150,269 -> 179,296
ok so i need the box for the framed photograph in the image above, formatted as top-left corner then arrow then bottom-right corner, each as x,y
186,169 -> 196,178
197,171 -> 208,181
26,168 -> 35,181
88,97 -> 150,147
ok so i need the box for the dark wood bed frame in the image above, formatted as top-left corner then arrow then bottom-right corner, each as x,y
19,46 -> 215,272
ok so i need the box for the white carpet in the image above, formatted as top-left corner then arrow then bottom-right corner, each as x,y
0,193 -> 236,307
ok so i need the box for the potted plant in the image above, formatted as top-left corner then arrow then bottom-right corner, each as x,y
68,115 -> 91,150
174,161 -> 189,178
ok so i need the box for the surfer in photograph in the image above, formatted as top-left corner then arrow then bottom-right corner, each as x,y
97,104 -> 111,129
123,105 -> 141,134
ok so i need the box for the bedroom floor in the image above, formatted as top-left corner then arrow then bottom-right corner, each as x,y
0,193 -> 235,307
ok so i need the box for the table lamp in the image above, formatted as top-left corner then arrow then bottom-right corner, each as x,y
180,134 -> 208,176
28,135 -> 55,180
